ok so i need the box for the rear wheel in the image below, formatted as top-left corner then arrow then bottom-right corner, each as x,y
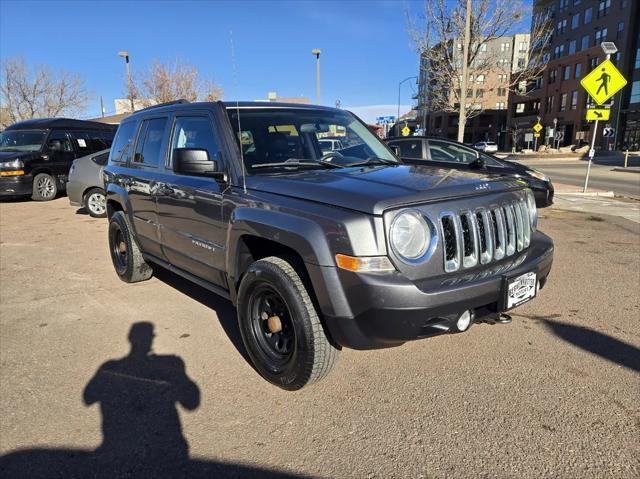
108,211 -> 153,283
237,256 -> 340,390
31,173 -> 57,201
84,188 -> 107,218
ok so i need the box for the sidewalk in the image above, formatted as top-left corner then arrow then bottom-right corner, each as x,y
550,194 -> 640,225
553,181 -> 614,197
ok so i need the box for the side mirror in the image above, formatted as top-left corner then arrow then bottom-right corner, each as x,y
470,157 -> 486,169
172,148 -> 223,178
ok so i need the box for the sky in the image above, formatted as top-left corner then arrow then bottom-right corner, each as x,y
0,0 -> 532,123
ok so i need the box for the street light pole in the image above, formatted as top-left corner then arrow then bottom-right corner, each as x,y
118,51 -> 134,112
397,76 -> 418,136
312,49 -> 321,104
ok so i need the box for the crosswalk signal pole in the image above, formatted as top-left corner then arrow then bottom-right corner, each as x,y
583,118 -> 598,192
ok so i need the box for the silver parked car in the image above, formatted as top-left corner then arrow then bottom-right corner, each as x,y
67,149 -> 109,217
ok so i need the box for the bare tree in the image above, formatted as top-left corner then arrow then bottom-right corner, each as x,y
135,60 -> 223,107
407,0 -> 552,142
0,57 -> 90,128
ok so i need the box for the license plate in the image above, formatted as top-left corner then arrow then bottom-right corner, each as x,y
505,272 -> 537,310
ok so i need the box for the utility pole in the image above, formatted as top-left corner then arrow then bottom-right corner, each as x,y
118,51 -> 134,112
100,96 -> 105,118
457,0 -> 472,143
312,49 -> 321,104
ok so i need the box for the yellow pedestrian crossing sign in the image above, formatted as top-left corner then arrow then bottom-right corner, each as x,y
580,59 -> 627,105
533,122 -> 543,133
585,108 -> 610,121
401,125 -> 411,136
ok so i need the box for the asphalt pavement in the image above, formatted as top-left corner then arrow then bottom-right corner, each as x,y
0,198 -> 639,479
513,156 -> 640,199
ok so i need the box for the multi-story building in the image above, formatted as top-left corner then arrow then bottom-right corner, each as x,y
507,0 -> 639,150
416,35 -> 530,147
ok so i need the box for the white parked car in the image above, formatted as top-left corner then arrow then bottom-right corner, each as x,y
473,141 -> 498,153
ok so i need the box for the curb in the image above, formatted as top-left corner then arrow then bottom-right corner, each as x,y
555,191 -> 615,198
612,167 -> 640,174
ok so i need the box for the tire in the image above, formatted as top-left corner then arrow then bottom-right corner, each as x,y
84,188 -> 107,218
237,256 -> 340,390
31,173 -> 58,201
108,211 -> 153,283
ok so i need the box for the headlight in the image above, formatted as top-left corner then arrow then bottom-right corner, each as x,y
525,189 -> 538,231
528,169 -> 549,182
390,210 -> 431,260
0,159 -> 24,170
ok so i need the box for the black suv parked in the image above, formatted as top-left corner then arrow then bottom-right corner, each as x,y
104,101 -> 554,390
0,119 -> 116,200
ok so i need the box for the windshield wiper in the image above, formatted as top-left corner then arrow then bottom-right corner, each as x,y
251,159 -> 344,170
347,156 -> 397,167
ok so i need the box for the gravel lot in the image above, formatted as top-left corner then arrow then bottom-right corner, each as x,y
1,198 -> 639,478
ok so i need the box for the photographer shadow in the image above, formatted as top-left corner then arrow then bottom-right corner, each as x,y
0,322 -> 307,479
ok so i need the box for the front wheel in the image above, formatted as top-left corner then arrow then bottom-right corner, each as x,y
32,173 -> 58,201
237,256 -> 340,390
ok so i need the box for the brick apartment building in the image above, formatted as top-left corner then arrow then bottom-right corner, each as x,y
507,0 -> 639,151
416,35 -> 530,148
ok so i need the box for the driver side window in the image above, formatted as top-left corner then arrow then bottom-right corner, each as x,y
427,139 -> 477,164
46,131 -> 73,153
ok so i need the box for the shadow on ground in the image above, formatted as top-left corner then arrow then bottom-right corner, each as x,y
542,318 -> 640,372
0,322 -> 305,479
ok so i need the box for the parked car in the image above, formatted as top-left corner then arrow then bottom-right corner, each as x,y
387,136 -> 554,207
0,119 -> 116,201
318,138 -> 344,153
104,101 -> 553,390
67,149 -> 110,217
473,141 -> 499,153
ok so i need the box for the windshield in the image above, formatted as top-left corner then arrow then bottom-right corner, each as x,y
0,130 -> 48,152
227,108 -> 398,173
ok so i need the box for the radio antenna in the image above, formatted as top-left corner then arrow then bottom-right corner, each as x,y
230,29 -> 247,193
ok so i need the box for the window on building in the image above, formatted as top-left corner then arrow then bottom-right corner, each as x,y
546,96 -> 555,112
597,0 -> 611,17
584,7 -> 592,24
498,74 -> 507,83
500,42 -> 510,52
617,22 -> 624,40
570,90 -> 578,109
479,44 -> 487,52
549,69 -> 557,84
535,77 -> 544,89
630,81 -> 640,104
560,93 -> 568,111
569,40 -> 577,55
519,41 -> 527,52
571,13 -> 580,29
517,58 -> 526,69
476,74 -> 485,84
589,57 -> 599,71
496,102 -> 506,110
497,87 -> 507,96
556,19 -> 568,35
559,0 -> 569,11
595,28 -> 608,44
581,35 -> 590,50
476,90 -> 484,98
564,65 -> 571,80
574,62 -> 582,78
516,103 -> 525,113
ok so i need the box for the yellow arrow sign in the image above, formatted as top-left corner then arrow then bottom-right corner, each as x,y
585,108 -> 610,121
534,133 -> 541,138
401,125 -> 411,136
533,122 -> 543,133
580,59 -> 627,105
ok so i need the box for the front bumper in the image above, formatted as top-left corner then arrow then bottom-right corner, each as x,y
0,175 -> 33,197
310,231 -> 554,350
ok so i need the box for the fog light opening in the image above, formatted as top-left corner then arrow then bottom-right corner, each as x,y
456,310 -> 472,332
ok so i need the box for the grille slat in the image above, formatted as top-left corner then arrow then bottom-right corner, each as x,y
440,197 -> 532,272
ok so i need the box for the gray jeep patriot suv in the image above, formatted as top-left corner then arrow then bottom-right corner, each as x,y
104,100 -> 553,390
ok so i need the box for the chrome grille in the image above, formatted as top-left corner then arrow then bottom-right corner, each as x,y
440,198 -> 533,272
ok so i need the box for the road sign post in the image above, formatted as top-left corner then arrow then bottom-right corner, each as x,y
583,119 -> 598,192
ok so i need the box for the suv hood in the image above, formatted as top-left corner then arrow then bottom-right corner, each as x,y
246,164 -> 525,215
0,151 -> 37,162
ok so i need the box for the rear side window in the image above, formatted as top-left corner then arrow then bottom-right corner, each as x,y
427,139 -> 477,164
110,122 -> 136,163
72,130 -> 113,153
133,118 -> 167,167
170,116 -> 218,164
390,140 -> 423,159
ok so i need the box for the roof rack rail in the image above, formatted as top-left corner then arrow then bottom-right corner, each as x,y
135,99 -> 190,113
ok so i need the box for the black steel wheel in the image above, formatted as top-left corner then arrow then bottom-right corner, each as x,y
237,256 -> 340,390
108,211 -> 153,283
